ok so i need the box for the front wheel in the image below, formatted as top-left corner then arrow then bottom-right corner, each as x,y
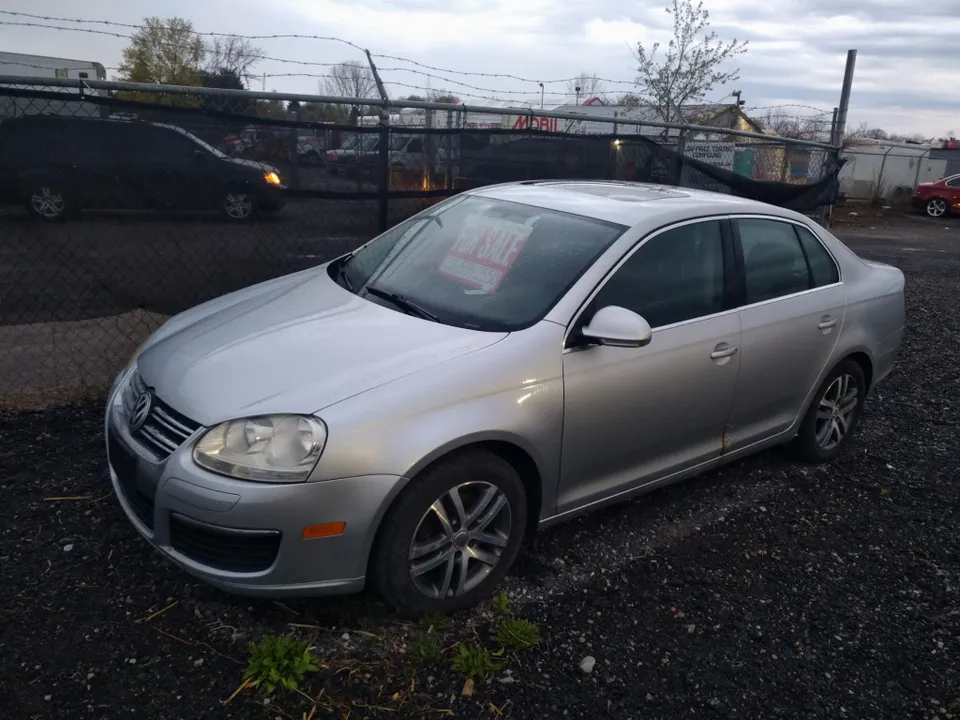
926,198 -> 948,218
222,191 -> 257,221
372,449 -> 527,616
790,359 -> 867,463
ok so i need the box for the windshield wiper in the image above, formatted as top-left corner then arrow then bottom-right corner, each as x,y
335,254 -> 355,292
363,285 -> 439,322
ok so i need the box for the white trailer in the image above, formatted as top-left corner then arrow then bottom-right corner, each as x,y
0,51 -> 107,119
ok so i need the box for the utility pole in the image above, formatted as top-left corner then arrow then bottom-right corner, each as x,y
365,49 -> 390,233
538,82 -> 544,110
833,50 -> 857,145
822,50 -> 857,229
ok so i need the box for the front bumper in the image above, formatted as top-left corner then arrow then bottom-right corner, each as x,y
104,372 -> 404,597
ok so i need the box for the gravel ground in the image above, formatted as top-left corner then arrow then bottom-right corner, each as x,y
1,226 -> 958,719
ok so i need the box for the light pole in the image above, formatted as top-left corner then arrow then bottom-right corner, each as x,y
538,82 -> 544,110
575,85 -> 581,106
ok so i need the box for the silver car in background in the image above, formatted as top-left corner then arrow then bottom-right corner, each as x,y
105,181 -> 905,615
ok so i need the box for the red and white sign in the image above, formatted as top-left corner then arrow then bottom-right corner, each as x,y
437,213 -> 538,292
512,115 -> 560,132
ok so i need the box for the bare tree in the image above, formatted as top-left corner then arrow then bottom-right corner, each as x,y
634,0 -> 747,123
205,35 -> 263,81
846,122 -> 931,144
762,110 -> 828,142
321,61 -> 377,99
566,72 -> 607,102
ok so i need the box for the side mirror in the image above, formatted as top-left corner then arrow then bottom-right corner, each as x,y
580,306 -> 652,348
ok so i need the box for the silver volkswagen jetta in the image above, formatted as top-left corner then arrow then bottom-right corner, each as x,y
105,181 -> 905,614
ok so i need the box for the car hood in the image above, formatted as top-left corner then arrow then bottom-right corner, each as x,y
137,268 -> 507,426
225,157 -> 279,174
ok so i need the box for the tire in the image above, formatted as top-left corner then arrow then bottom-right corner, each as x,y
790,359 -> 867,463
221,190 -> 257,221
925,198 -> 948,218
26,185 -> 71,221
372,449 -> 528,616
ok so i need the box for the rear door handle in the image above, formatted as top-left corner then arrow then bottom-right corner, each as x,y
710,344 -> 739,360
818,316 -> 838,330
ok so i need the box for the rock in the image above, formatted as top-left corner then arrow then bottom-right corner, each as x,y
579,656 -> 596,674
341,632 -> 350,641
710,698 -> 721,708
63,544 -> 74,552
193,658 -> 203,667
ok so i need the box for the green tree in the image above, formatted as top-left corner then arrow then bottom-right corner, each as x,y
634,0 -> 747,124
118,17 -> 205,86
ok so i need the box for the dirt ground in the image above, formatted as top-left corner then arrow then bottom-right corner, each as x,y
1,217 -> 958,719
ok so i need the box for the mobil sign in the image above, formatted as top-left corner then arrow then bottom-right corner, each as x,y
512,114 -> 561,132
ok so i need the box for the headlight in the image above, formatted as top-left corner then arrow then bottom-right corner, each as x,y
263,171 -> 282,185
193,415 -> 327,482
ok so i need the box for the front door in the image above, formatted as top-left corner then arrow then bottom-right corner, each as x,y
725,217 -> 846,450
559,218 -> 742,514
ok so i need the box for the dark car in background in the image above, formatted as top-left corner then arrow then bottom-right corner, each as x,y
0,115 -> 287,221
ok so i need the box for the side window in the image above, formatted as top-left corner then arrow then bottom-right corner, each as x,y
591,220 -> 725,328
795,225 -> 839,287
945,176 -> 960,188
738,219 -> 810,304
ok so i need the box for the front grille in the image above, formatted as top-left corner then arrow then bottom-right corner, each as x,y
169,514 -> 282,573
122,371 -> 201,459
108,430 -> 155,530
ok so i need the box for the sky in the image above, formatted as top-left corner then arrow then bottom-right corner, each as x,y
0,0 -> 957,138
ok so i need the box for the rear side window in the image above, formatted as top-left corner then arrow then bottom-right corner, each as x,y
737,218 -> 810,304
946,176 -> 960,188
795,226 -> 839,287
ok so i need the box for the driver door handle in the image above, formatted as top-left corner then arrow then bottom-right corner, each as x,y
710,343 -> 739,360
818,316 -> 838,330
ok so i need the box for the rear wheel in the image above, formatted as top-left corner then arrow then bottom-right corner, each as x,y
27,185 -> 70,221
790,359 -> 866,463
372,449 -> 527,616
925,198 -> 948,218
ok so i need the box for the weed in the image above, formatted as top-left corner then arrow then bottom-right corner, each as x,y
242,633 -> 319,696
492,591 -> 512,616
409,630 -> 442,666
493,618 -> 541,651
418,611 -> 452,632
450,642 -> 500,681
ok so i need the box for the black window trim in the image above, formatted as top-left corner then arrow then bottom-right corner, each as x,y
728,214 -> 843,312
563,215 -> 739,350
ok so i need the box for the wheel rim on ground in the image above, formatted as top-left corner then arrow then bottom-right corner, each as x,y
927,199 -> 947,217
408,481 -> 512,599
31,187 -> 64,218
815,373 -> 859,451
224,193 -> 253,219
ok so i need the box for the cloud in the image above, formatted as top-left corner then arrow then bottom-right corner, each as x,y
0,0 -> 955,136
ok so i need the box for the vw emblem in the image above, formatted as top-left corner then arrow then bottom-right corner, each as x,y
129,391 -> 153,432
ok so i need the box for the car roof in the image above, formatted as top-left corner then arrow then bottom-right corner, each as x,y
469,180 -> 811,228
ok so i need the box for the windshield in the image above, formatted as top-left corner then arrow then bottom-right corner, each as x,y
158,124 -> 228,158
337,195 -> 627,331
340,134 -> 378,151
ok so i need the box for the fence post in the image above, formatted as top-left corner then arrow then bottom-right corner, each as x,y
445,108 -> 454,189
365,49 -> 390,233
873,146 -> 893,205
287,109 -> 300,191
673,129 -> 687,186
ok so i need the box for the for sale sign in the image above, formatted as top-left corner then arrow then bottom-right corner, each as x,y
437,213 -> 538,292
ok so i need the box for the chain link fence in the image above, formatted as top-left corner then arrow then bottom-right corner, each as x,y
0,78 -> 842,409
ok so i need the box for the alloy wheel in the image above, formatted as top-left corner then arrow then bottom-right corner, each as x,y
30,187 -> 65,219
224,193 -> 254,219
815,373 -> 859,451
408,481 -> 512,599
926,198 -> 947,218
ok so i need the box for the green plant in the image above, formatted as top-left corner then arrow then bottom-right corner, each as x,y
418,612 -> 452,632
450,643 -> 500,681
409,630 -> 442,666
242,633 -> 319,695
492,591 -> 512,616
493,618 -> 541,651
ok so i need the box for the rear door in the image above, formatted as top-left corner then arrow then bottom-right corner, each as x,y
725,217 -> 845,450
945,175 -> 960,208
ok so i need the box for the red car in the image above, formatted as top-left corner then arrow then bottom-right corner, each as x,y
912,173 -> 960,218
